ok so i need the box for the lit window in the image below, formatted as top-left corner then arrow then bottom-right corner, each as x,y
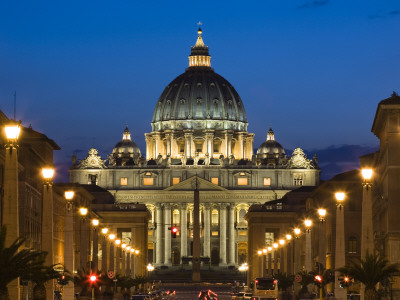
173,209 -> 180,224
145,172 -> 151,176
263,177 -> 271,186
173,177 -> 180,185
239,172 -> 245,176
143,178 -> 154,186
293,173 -> 303,186
120,177 -> 128,186
211,177 -> 219,185
348,237 -> 357,254
239,231 -> 247,236
211,231 -> 219,236
148,231 -> 153,236
211,209 -> 219,225
238,178 -> 248,186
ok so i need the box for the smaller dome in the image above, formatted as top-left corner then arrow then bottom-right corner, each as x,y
257,128 -> 285,156
112,127 -> 141,156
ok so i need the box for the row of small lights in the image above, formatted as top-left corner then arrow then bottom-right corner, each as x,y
257,168 -> 373,256
65,190 -> 141,255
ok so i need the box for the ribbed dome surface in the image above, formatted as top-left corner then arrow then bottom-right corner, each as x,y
257,140 -> 285,155
151,68 -> 247,132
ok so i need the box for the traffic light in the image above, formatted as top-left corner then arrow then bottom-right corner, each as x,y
57,274 -> 68,286
89,274 -> 98,286
339,276 -> 352,288
171,226 -> 179,238
314,275 -> 323,288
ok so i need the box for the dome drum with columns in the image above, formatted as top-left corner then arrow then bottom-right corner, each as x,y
70,28 -> 320,267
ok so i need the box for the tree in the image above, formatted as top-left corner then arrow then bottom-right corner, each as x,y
0,226 -> 57,300
28,262 -> 66,300
337,252 -> 399,300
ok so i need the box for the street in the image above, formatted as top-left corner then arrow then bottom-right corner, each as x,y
162,284 -> 233,300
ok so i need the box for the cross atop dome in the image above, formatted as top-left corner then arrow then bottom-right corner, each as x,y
189,25 -> 211,68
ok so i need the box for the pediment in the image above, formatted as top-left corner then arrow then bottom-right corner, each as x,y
164,176 -> 227,191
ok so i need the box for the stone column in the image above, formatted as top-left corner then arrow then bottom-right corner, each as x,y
280,247 -> 285,273
228,204 -> 235,265
267,252 -> 272,276
165,132 -> 172,157
155,204 -> 163,265
204,204 -> 211,258
237,132 -> 244,159
184,131 -> 193,158
3,137 -> 20,300
155,133 -> 163,158
335,204 -> 346,300
318,220 -> 326,270
180,204 -> 188,258
219,204 -> 227,265
64,201 -> 75,300
274,249 -> 279,275
164,204 -> 171,265
225,131 -> 233,157
109,242 -> 114,271
205,131 -> 214,156
145,133 -> 152,160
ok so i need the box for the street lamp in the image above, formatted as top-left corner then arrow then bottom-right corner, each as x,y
293,228 -> 301,274
335,192 -> 346,300
108,233 -> 116,272
361,168 -> 374,257
257,250 -> 263,277
80,207 -> 88,217
91,219 -> 100,272
41,167 -> 55,300
64,190 -> 75,300
318,209 -> 327,270
304,219 -> 312,271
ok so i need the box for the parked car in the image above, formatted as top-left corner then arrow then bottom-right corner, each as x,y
131,295 -> 152,300
199,289 -> 218,300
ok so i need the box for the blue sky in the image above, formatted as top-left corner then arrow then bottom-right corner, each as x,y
0,1 -> 399,181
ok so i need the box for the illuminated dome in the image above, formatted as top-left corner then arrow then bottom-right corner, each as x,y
257,128 -> 285,157
109,127 -> 141,166
151,28 -> 247,132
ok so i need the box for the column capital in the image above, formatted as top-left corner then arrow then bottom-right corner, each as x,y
203,203 -> 211,210
162,203 -> 171,210
180,203 -> 188,210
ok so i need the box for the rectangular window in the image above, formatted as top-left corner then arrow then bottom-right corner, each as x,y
293,173 -> 304,186
148,231 -> 153,236
211,231 -> 219,236
238,177 -> 248,186
263,177 -> 271,186
211,177 -> 219,185
120,177 -> 128,186
239,231 -> 247,236
172,177 -> 180,185
348,237 -> 357,254
143,178 -> 154,186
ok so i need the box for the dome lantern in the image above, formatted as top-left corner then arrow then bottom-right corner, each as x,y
189,26 -> 211,68
267,128 -> 275,141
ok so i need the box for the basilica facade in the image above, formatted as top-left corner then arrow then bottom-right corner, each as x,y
69,28 -> 320,266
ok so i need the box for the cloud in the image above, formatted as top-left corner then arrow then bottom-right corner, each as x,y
368,9 -> 400,19
297,0 -> 330,9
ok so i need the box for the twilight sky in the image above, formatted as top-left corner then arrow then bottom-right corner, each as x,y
0,1 -> 399,181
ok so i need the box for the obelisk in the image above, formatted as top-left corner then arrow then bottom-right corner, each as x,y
192,176 -> 201,282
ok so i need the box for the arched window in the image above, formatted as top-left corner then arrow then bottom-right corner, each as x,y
173,209 -> 180,225
238,209 -> 247,225
211,209 -> 219,225
347,236 -> 357,254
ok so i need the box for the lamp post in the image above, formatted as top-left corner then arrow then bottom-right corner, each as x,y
115,239 -> 121,274
279,239 -> 285,273
304,219 -> 312,272
108,233 -> 116,271
317,208 -> 327,272
79,207 -> 89,270
101,227 -> 108,272
41,167 -> 55,300
257,250 -> 263,277
273,242 -> 279,275
3,121 -> 21,300
334,192 -> 346,300
130,248 -> 135,278
293,228 -> 301,274
121,243 -> 126,275
64,190 -> 75,300
286,234 -> 293,275
361,169 -> 374,258
267,246 -> 272,276
126,246 -> 131,276
91,219 -> 99,272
